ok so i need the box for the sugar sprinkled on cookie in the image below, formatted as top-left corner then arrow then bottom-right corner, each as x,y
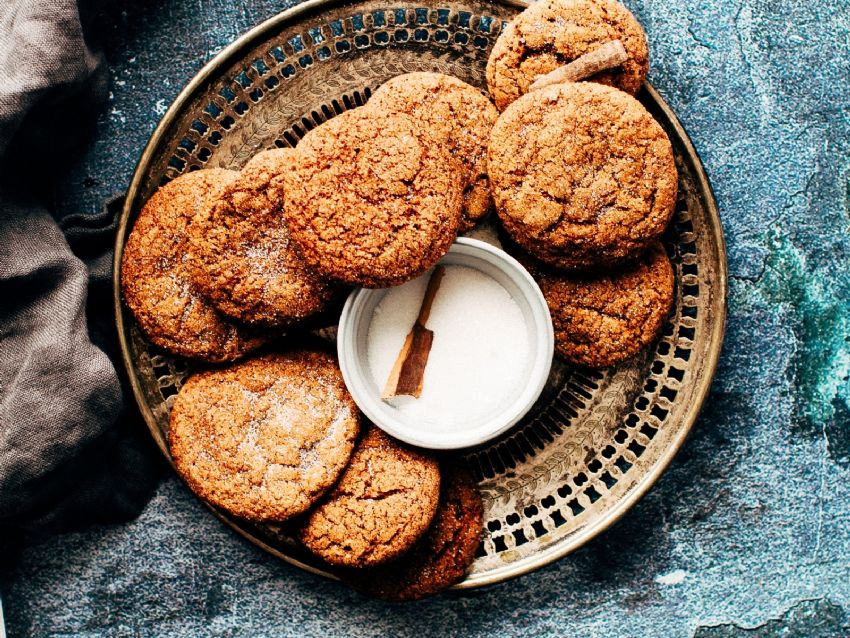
169,350 -> 360,521
188,148 -> 334,326
121,169 -> 266,362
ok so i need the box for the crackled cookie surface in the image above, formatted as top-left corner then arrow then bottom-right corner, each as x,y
367,72 -> 498,231
529,242 -> 674,367
343,465 -> 483,601
121,169 -> 265,362
188,149 -> 333,326
489,82 -> 677,270
284,108 -> 463,287
169,350 -> 360,521
298,426 -> 441,567
486,0 -> 649,111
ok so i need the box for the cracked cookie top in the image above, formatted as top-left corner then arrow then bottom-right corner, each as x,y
168,350 -> 360,522
188,149 -> 334,327
489,82 -> 677,270
121,169 -> 266,362
342,465 -> 483,601
298,426 -> 441,567
486,0 -> 649,111
367,72 -> 499,232
284,107 -> 464,288
528,241 -> 674,367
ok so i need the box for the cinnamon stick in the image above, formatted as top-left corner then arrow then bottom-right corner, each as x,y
529,40 -> 628,92
381,266 -> 446,400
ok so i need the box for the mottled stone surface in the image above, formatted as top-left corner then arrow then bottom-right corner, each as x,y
2,0 -> 849,636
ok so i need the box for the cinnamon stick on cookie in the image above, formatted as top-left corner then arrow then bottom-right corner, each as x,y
529,40 -> 628,91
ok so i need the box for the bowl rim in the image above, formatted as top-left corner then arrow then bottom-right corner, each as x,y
337,237 -> 555,450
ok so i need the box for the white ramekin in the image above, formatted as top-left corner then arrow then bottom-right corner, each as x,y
337,237 -> 554,450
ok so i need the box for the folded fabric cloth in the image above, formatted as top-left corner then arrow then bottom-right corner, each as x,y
0,0 -> 161,538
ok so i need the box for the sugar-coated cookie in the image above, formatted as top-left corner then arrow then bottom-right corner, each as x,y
486,0 -> 649,110
298,426 -> 441,567
121,169 -> 265,362
169,350 -> 360,521
343,465 -> 483,601
284,108 -> 463,287
528,242 -> 675,367
368,72 -> 498,231
489,82 -> 677,270
188,149 -> 333,326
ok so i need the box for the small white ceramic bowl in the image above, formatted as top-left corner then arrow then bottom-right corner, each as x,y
337,237 -> 554,450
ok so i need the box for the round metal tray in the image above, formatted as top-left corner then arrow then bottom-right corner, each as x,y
113,0 -> 727,588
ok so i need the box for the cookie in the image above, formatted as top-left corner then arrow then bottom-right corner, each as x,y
188,149 -> 334,326
367,72 -> 499,231
121,169 -> 266,362
486,0 -> 649,111
529,242 -> 674,368
284,107 -> 464,287
343,465 -> 483,601
168,350 -> 360,521
489,82 -> 677,270
298,426 -> 441,567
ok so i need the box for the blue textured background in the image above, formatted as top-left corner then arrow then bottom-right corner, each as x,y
3,0 -> 849,636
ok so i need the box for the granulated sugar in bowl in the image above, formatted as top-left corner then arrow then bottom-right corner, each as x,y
338,238 -> 554,450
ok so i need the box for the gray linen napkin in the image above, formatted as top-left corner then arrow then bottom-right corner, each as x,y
0,0 -> 160,537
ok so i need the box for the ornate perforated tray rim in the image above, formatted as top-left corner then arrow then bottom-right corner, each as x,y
113,0 -> 728,589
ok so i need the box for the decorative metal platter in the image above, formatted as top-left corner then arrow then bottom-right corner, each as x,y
113,0 -> 727,588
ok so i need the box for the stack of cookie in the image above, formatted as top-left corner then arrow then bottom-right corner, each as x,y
168,349 -> 482,601
122,73 -> 497,342
121,152 -> 336,363
121,68 -> 495,600
486,0 -> 677,367
299,427 -> 483,601
120,0 -> 679,599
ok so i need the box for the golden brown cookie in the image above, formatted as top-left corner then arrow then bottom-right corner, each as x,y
298,426 -> 441,567
529,242 -> 674,367
489,82 -> 677,270
367,72 -> 498,231
168,350 -> 360,521
121,169 -> 266,362
343,465 -> 483,601
188,149 -> 334,326
284,107 -> 464,287
486,0 -> 649,111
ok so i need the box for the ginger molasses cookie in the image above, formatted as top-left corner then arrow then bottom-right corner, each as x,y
188,149 -> 333,326
298,426 -> 441,567
489,82 -> 677,270
530,242 -> 674,368
486,0 -> 649,111
121,169 -> 265,363
368,72 -> 499,231
169,350 -> 360,522
284,108 -> 464,287
343,466 -> 483,601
